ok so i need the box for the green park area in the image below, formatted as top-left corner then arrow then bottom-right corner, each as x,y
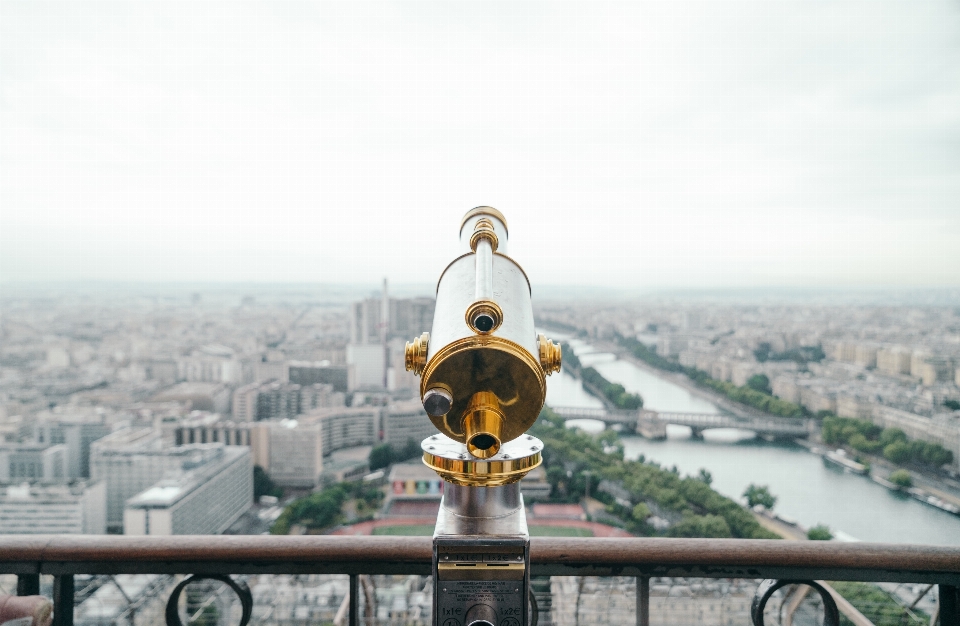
372,525 -> 592,537
273,406 -> 778,539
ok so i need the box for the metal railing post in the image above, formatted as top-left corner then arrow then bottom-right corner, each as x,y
636,576 -> 649,626
17,575 -> 40,596
941,585 -> 959,626
349,574 -> 359,626
53,575 -> 74,626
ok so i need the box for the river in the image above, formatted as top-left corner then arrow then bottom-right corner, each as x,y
545,337 -> 960,546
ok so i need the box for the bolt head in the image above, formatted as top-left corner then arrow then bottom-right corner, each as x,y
423,387 -> 453,417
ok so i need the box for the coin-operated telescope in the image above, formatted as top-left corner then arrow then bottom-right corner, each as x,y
405,207 -> 562,626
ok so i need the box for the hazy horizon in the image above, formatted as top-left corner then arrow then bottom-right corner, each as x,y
2,280 -> 959,308
2,2 -> 959,290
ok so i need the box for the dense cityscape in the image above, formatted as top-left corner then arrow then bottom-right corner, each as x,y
540,300 -> 960,468
0,285 -> 957,624
3,0 -> 959,621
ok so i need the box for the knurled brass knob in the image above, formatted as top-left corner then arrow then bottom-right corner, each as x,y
469,218 -> 499,252
404,332 -> 429,375
538,334 -> 562,375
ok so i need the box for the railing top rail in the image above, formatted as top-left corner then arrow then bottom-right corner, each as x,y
0,536 -> 957,583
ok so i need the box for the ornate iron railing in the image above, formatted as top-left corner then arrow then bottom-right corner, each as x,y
3,536 -> 958,626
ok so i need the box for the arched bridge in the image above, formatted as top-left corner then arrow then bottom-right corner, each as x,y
551,406 -> 812,439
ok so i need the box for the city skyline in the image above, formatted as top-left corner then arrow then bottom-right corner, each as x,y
2,2 -> 959,289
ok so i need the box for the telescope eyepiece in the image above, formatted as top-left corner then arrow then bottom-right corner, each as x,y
473,313 -> 494,332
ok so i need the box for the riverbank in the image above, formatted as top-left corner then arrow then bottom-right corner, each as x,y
555,335 -> 960,545
599,338 -> 960,517
751,511 -> 803,540
797,438 -> 960,516
595,340 -> 768,419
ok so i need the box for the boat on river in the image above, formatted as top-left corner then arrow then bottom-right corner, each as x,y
822,450 -> 868,475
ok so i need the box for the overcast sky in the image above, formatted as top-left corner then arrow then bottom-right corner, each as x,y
1,1 -> 958,291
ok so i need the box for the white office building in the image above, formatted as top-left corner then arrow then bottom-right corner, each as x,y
124,446 -> 252,535
347,344 -> 386,390
253,407 -> 378,488
383,400 -> 435,450
262,419 -> 323,488
0,482 -> 106,534
90,428 -> 168,532
92,429 -> 252,532
313,407 -> 378,456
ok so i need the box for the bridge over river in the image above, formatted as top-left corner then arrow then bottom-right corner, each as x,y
551,406 -> 813,440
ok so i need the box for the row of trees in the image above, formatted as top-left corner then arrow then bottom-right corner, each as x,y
560,342 -> 581,370
688,371 -> 804,417
617,334 -> 687,373
822,415 -> 953,468
615,334 -> 804,417
753,342 -> 825,364
533,408 -> 779,539
270,480 -> 383,535
580,366 -> 644,410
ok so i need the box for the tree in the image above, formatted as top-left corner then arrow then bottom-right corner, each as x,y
632,502 -> 651,521
369,444 -> 394,471
400,438 -> 422,461
922,444 -> 952,468
668,514 -> 732,538
746,374 -> 771,395
944,399 -> 960,411
697,468 -> 713,485
743,484 -> 777,509
880,428 -> 908,447
888,469 -> 912,488
883,441 -> 912,465
807,524 -> 833,541
848,433 -> 882,454
253,465 -> 283,500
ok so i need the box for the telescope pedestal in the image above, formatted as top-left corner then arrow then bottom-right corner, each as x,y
433,481 -> 530,626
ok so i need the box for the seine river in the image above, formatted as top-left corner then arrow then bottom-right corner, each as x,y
546,338 -> 960,546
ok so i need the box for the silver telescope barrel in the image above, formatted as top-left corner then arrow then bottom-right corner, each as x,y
405,207 -> 561,461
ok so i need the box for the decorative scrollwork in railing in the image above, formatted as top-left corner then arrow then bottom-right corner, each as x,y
751,579 -> 840,626
164,575 -> 253,626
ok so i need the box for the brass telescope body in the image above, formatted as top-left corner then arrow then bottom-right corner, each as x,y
405,207 -> 561,485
